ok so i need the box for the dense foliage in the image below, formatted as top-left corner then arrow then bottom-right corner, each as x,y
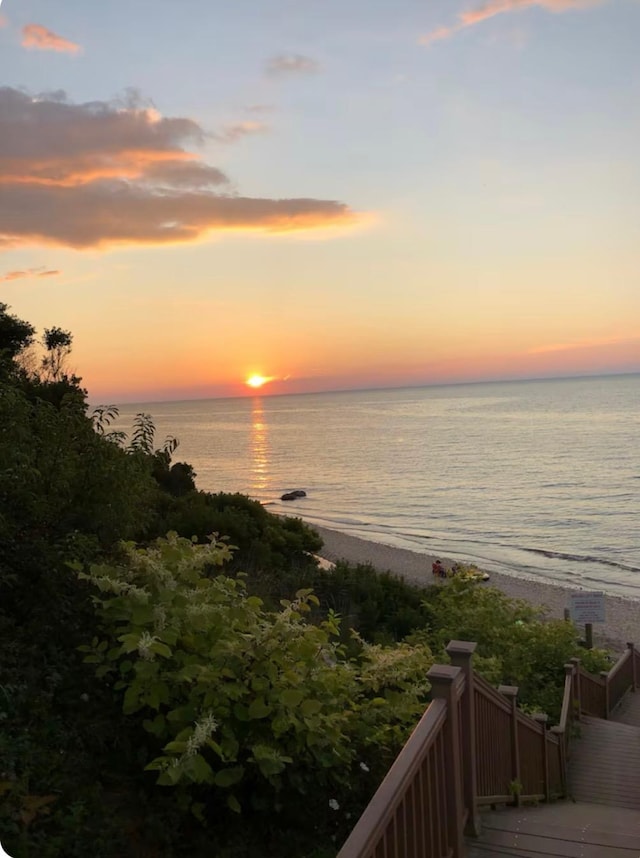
77,534 -> 435,851
0,304 -> 612,856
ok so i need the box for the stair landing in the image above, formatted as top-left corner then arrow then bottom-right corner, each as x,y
466,802 -> 640,857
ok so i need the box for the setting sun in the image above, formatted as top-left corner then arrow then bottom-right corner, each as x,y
246,374 -> 269,389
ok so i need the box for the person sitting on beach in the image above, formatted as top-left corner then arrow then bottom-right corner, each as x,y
432,559 -> 446,579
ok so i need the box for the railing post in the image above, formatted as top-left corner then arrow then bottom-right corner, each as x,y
446,640 -> 480,837
600,670 -> 610,718
569,658 -> 581,720
533,714 -> 550,802
427,665 -> 465,858
550,725 -> 567,797
498,685 -> 521,806
628,643 -> 637,691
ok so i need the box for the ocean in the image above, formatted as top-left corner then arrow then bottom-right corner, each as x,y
112,374 -> 639,599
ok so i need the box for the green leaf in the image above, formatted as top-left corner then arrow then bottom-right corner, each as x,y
143,714 -> 166,737
233,703 -> 249,722
189,754 -> 213,783
227,794 -> 241,814
214,766 -> 244,788
191,802 -> 206,823
301,699 -> 322,717
256,758 -> 285,776
123,686 -> 141,714
280,689 -> 304,709
157,768 -> 181,786
163,741 -> 188,753
248,698 -> 271,719
150,641 -> 172,659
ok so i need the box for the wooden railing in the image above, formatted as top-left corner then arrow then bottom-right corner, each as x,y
338,640 -> 640,858
472,673 -> 563,806
337,666 -> 465,858
568,641 -> 639,721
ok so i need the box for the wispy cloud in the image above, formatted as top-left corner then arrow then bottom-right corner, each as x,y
266,53 -> 319,75
245,104 -> 275,113
216,120 -> 268,143
420,0 -> 600,45
0,267 -> 60,282
0,14 -> 9,29
528,335 -> 631,354
0,87 -> 358,250
22,23 -> 82,54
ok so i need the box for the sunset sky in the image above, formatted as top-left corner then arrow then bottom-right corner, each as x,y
1,0 -> 639,402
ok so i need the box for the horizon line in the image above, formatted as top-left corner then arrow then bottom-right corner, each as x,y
89,369 -> 640,409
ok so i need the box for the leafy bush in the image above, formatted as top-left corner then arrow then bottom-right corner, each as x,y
78,534 -> 435,852
413,577 -> 611,719
154,492 -> 322,574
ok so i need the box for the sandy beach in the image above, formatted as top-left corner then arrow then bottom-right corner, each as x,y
311,524 -> 639,652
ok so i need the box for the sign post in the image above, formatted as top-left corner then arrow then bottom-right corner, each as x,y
569,592 -> 605,650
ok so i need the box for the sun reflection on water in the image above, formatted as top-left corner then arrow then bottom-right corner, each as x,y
250,398 -> 269,493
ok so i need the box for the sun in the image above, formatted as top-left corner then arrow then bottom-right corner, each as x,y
246,374 -> 269,389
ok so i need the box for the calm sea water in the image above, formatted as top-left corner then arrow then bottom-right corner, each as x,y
113,375 -> 639,599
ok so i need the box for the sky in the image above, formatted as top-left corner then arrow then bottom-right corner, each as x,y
0,0 -> 639,402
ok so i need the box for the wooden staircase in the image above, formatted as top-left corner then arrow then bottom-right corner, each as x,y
569,687 -> 640,813
337,642 -> 640,858
466,687 -> 640,856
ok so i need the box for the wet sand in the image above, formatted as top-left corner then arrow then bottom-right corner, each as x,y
311,524 -> 639,652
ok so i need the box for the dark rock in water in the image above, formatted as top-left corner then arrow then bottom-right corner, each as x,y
281,489 -> 306,501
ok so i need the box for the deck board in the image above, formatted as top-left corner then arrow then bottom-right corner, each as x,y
569,714 -> 640,809
611,688 -> 640,728
466,802 -> 640,857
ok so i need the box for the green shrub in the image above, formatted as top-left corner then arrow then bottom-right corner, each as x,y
77,534 -> 435,851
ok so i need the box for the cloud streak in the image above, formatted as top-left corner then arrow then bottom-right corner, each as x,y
0,267 -> 60,282
420,0 -> 600,44
0,88 -> 357,250
22,23 -> 82,54
215,120 -> 268,143
528,335 -> 632,355
266,54 -> 319,75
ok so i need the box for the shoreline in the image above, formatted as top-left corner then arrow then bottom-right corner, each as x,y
311,524 -> 638,652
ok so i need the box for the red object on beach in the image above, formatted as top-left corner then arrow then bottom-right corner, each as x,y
432,559 -> 446,578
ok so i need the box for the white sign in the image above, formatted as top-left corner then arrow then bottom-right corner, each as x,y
569,591 -> 605,624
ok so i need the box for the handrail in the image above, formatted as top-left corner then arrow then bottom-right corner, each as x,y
571,643 -> 638,720
474,673 -> 512,714
606,647 -> 631,684
337,699 -> 448,857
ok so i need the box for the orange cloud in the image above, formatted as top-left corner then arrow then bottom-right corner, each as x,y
419,26 -> 457,46
0,88 -> 358,249
22,23 -> 82,54
0,267 -> 60,282
420,0 -> 600,44
0,15 -> 9,29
